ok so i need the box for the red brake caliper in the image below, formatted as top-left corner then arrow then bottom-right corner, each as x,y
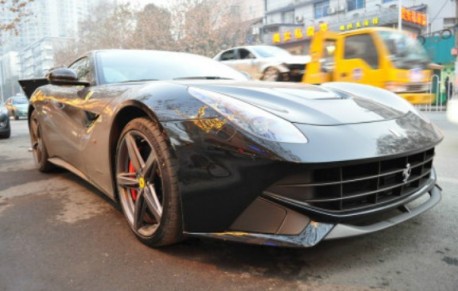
128,161 -> 138,201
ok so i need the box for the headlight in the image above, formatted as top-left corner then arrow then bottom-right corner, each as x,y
189,87 -> 308,143
385,82 -> 407,93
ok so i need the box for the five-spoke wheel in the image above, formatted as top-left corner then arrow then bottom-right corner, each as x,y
116,118 -> 182,246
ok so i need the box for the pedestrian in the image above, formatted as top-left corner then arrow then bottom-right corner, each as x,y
445,76 -> 453,101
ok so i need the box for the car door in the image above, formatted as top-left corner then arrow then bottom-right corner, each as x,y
237,48 -> 261,79
303,31 -> 339,84
334,33 -> 384,88
39,56 -> 97,171
218,49 -> 239,70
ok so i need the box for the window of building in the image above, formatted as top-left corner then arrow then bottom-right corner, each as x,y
444,17 -> 457,29
346,0 -> 365,12
344,34 -> 379,68
266,0 -> 294,11
314,1 -> 330,19
282,10 -> 295,23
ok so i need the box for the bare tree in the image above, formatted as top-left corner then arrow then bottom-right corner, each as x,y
54,2 -> 137,66
54,0 -> 251,65
175,0 -> 250,57
132,4 -> 174,51
79,3 -> 136,50
0,0 -> 33,35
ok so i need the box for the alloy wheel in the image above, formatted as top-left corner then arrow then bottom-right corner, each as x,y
116,130 -> 164,237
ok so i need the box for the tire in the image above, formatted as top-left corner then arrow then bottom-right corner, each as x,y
29,110 -> 54,172
0,130 -> 10,139
0,118 -> 10,139
115,118 -> 182,247
261,67 -> 281,81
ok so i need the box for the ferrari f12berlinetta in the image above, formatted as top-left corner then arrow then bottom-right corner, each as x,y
20,50 -> 443,247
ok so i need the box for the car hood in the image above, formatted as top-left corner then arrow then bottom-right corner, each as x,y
190,81 -> 410,126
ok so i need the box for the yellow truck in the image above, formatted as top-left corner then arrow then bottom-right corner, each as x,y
303,27 -> 434,105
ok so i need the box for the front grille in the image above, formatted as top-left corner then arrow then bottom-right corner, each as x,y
266,148 -> 435,213
406,83 -> 428,92
286,64 -> 305,82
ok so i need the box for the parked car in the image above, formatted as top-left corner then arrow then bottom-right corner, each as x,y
0,103 -> 11,138
20,50 -> 443,248
5,95 -> 29,120
213,45 -> 310,82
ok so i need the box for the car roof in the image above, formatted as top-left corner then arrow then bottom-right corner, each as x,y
222,45 -> 279,51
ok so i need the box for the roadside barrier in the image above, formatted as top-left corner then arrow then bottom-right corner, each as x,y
415,74 -> 452,112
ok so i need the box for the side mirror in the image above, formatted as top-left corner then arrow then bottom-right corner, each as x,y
47,68 -> 90,87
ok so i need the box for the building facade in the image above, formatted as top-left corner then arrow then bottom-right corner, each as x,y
262,0 -> 431,54
0,52 -> 20,102
0,0 -> 98,98
19,37 -> 74,79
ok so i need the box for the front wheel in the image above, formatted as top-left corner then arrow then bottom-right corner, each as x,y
115,118 -> 182,247
0,129 -> 10,139
261,67 -> 281,81
29,110 -> 54,172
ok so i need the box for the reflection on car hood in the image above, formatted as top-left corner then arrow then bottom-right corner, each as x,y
190,81 -> 408,126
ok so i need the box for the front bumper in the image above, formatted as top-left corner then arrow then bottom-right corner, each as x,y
14,109 -> 28,118
399,93 -> 434,105
186,184 -> 441,247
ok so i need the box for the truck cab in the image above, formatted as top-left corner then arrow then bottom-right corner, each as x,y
303,27 -> 433,105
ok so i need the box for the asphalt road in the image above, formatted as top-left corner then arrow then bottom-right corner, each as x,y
0,113 -> 457,291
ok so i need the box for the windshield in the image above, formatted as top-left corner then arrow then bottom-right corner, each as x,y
378,31 -> 430,69
250,46 -> 291,58
97,50 -> 248,84
12,96 -> 28,104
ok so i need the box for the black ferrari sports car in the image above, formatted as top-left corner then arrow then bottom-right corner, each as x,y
20,50 -> 443,247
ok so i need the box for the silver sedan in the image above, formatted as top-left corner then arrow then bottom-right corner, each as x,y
214,45 -> 310,82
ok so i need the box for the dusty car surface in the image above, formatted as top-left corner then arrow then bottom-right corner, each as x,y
20,49 -> 443,248
213,45 -> 310,82
5,95 -> 28,120
0,103 -> 11,138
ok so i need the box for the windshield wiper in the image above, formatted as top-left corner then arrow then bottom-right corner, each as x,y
173,76 -> 233,80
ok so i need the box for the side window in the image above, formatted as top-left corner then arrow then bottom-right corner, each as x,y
69,57 -> 93,83
239,49 -> 255,60
220,50 -> 236,61
344,34 -> 379,68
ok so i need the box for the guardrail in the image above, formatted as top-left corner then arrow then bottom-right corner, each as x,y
415,74 -> 453,112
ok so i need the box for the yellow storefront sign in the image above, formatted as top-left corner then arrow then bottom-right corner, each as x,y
402,8 -> 426,26
339,17 -> 379,31
272,23 -> 328,44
